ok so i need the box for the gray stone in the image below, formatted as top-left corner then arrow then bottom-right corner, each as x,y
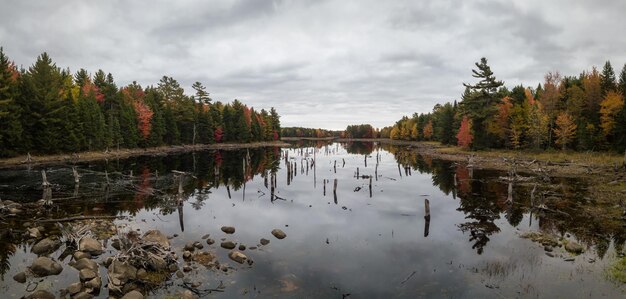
31,256 -> 63,276
111,239 -> 122,250
72,258 -> 98,272
79,269 -> 97,281
201,234 -> 210,239
13,271 -> 26,283
168,263 -> 179,272
143,230 -> 170,250
68,282 -> 82,294
183,265 -> 192,272
184,242 -> 195,251
183,250 -> 192,260
271,229 -> 286,239
181,290 -> 197,299
221,226 -> 235,234
206,238 -> 215,245
121,290 -> 144,299
176,270 -> 184,278
24,290 -> 55,299
220,241 -> 236,250
31,237 -> 61,255
193,241 -> 204,249
79,237 -> 103,255
260,238 -> 270,245
544,246 -> 553,252
73,292 -> 94,299
107,259 -> 137,286
148,255 -> 167,271
27,227 -> 41,239
73,251 -> 91,260
228,251 -> 248,264
84,276 -> 102,290
565,241 -> 584,254
238,244 -> 246,251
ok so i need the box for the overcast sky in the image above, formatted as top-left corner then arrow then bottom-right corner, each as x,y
1,0 -> 625,129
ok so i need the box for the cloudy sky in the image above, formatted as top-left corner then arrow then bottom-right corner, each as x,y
1,0 -> 625,129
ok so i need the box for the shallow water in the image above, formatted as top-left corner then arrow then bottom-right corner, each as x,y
1,141 -> 625,298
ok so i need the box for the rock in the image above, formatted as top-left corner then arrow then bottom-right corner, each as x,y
137,268 -> 148,280
31,237 -> 61,255
168,263 -> 179,272
220,265 -> 228,272
202,234 -> 210,239
13,271 -> 26,283
184,242 -> 196,251
79,269 -> 97,281
565,241 -> 584,254
79,237 -> 103,255
24,290 -> 55,299
85,276 -> 102,290
72,258 -> 99,272
249,246 -> 257,250
221,226 -> 235,234
111,239 -> 122,250
206,238 -> 215,245
176,270 -> 184,278
181,290 -> 197,299
121,290 -> 144,299
107,260 -> 137,286
68,282 -> 82,294
183,265 -> 192,272
260,238 -> 270,246
193,241 -> 204,249
544,246 -> 553,252
103,256 -> 114,267
238,244 -> 246,251
31,256 -> 63,276
73,292 -> 94,299
73,251 -> 91,260
27,227 -> 41,239
143,230 -> 170,250
545,252 -> 555,257
183,251 -> 192,260
271,229 -> 286,239
564,257 -> 575,262
221,241 -> 236,250
228,251 -> 248,264
148,255 -> 167,271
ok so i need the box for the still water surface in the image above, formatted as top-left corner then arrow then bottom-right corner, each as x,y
0,141 -> 624,298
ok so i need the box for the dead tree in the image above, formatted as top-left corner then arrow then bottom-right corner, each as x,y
424,199 -> 430,237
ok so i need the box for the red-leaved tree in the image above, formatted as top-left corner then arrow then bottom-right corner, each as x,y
133,101 -> 153,139
456,116 -> 473,149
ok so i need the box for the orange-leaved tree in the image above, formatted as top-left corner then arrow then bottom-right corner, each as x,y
456,116 -> 473,149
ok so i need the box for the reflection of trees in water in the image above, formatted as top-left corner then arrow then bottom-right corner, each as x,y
342,142 -> 374,155
0,232 -> 17,279
384,145 -> 626,256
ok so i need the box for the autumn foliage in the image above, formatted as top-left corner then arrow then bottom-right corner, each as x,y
456,116 -> 473,149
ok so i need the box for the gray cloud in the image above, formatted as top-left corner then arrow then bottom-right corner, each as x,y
1,0 -> 625,129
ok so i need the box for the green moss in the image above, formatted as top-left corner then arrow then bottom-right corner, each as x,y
608,257 -> 626,283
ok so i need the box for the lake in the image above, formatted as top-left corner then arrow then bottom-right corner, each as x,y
0,141 -> 624,298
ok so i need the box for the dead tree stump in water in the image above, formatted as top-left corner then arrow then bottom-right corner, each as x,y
41,170 -> 50,187
72,167 -> 80,184
424,199 -> 431,237
333,179 -> 338,204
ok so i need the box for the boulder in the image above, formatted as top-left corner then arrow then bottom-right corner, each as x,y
228,251 -> 248,264
148,255 -> 167,271
79,269 -> 97,281
206,238 -> 215,245
221,226 -> 235,234
565,241 -> 584,254
73,251 -> 91,260
31,238 -> 61,255
13,271 -> 26,283
184,242 -> 196,251
73,292 -> 94,299
24,290 -> 55,299
107,259 -> 137,287
79,237 -> 103,255
71,258 -> 99,272
260,238 -> 270,246
143,230 -> 170,250
121,290 -> 144,299
271,229 -> 286,239
238,244 -> 246,251
31,256 -> 63,276
27,227 -> 41,239
220,241 -> 236,250
67,282 -> 82,295
84,276 -> 102,290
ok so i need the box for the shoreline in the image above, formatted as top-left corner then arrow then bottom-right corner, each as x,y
0,141 -> 290,169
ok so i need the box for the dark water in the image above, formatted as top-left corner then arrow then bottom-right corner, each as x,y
1,141 -> 625,298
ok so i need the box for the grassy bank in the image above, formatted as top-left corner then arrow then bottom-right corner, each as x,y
0,141 -> 290,169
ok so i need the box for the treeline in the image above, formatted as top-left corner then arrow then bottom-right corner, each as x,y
388,58 -> 626,151
281,127 -> 341,138
0,48 -> 281,157
344,124 -> 376,138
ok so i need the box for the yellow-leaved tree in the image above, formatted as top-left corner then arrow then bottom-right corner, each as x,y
553,112 -> 577,150
600,91 -> 624,137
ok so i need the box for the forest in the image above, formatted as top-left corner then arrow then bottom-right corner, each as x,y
0,48 -> 281,157
384,58 -> 626,151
